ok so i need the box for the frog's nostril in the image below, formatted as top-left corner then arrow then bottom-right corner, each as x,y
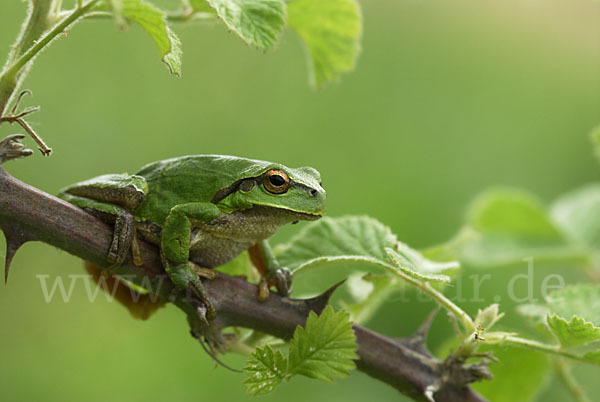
310,189 -> 318,196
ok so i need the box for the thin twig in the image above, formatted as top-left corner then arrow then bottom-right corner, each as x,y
0,92 -> 50,156
81,10 -> 216,23
2,116 -> 51,156
10,90 -> 32,114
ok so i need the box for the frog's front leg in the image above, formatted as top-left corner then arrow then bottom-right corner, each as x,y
249,240 -> 292,302
161,202 -> 222,321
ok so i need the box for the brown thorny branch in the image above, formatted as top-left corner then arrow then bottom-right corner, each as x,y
0,143 -> 488,402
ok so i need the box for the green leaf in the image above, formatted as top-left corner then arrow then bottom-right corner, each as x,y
277,216 -> 398,295
385,245 -> 455,283
547,314 -> 600,348
473,303 -> 504,331
517,303 -> 554,336
468,188 -> 563,240
545,284 -> 600,325
279,216 -> 397,269
243,345 -> 288,395
340,273 -> 399,324
288,0 -> 362,88
519,285 -> 600,349
458,188 -> 588,267
106,0 -> 126,27
215,251 -> 260,282
421,227 -> 479,263
518,303 -> 552,321
551,183 -> 600,253
120,0 -> 182,76
473,346 -> 551,402
288,306 -> 357,382
187,0 -> 213,12
207,0 -> 286,50
583,350 -> 600,365
277,216 -> 456,297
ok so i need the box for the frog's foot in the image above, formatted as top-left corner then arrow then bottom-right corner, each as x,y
106,211 -> 143,269
257,267 -> 292,302
186,265 -> 218,319
160,252 -> 217,322
189,280 -> 217,322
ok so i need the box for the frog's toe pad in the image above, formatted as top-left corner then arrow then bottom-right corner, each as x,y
191,265 -> 217,280
269,267 -> 292,297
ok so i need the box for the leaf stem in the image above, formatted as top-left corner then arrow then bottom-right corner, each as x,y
499,335 -> 587,362
0,0 -> 99,117
0,1 -> 52,115
426,282 -> 475,333
392,267 -> 475,333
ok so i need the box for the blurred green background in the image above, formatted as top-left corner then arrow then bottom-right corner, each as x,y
1,0 -> 599,401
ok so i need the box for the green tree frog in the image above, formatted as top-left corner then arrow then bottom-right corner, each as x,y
59,155 -> 325,321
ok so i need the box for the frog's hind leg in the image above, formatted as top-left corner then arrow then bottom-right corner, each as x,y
109,211 -> 138,266
249,240 -> 292,302
59,174 -> 147,267
60,193 -> 138,269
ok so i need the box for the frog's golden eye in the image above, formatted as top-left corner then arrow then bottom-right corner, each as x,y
264,169 -> 290,194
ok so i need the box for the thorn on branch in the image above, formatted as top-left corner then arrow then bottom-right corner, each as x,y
0,220 -> 35,283
0,134 -> 33,164
302,279 -> 346,315
396,307 -> 440,356
417,307 -> 440,337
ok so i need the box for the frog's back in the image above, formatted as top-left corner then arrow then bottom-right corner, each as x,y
133,155 -> 275,224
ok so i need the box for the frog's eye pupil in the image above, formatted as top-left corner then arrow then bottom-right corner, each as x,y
269,175 -> 285,187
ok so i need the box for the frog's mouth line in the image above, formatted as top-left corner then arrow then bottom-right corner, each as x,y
278,206 -> 323,221
292,212 -> 322,222
254,204 -> 322,222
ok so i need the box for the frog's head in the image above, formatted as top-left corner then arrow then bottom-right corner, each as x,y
214,163 -> 325,219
